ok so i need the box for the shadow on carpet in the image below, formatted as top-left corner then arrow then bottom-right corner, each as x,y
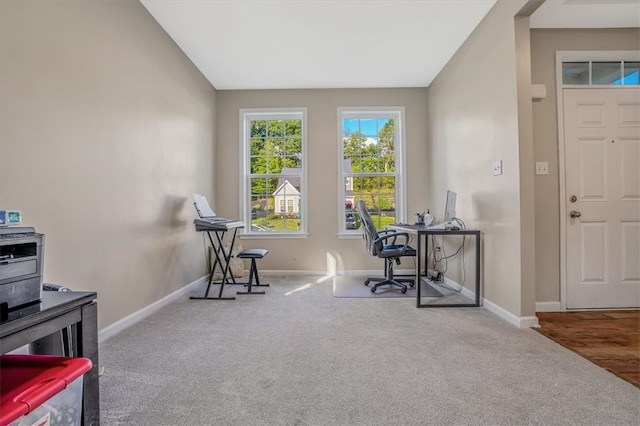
332,276 -> 415,298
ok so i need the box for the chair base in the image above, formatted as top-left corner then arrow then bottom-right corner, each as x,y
364,257 -> 415,294
365,277 -> 414,294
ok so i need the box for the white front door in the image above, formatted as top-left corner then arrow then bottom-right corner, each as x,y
563,88 -> 640,309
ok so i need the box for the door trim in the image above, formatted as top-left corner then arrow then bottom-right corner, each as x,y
555,50 -> 640,310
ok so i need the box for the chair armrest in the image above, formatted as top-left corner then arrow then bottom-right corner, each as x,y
378,229 -> 400,245
374,232 -> 410,250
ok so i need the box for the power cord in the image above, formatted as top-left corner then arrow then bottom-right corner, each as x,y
429,233 -> 467,292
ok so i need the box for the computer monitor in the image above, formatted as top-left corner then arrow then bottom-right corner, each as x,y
443,190 -> 457,223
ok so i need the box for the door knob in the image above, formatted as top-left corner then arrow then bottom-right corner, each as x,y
569,210 -> 581,219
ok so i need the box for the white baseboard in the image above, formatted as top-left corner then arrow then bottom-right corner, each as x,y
436,273 -> 477,301
98,275 -> 207,343
482,298 -> 540,328
261,269 -> 417,277
536,301 -> 563,312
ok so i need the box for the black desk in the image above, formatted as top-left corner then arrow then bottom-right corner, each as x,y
388,224 -> 481,308
0,291 -> 100,425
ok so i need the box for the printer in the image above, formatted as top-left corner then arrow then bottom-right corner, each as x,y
0,227 -> 44,314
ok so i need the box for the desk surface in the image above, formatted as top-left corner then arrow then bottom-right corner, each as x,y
387,223 -> 480,235
1,292 -> 97,339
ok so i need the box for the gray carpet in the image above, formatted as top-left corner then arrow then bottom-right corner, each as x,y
100,275 -> 640,425
332,275 -> 416,298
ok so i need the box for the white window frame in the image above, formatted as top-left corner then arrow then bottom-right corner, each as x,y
240,107 -> 308,238
337,106 -> 407,237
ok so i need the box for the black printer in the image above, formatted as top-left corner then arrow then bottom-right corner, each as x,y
0,227 -> 44,313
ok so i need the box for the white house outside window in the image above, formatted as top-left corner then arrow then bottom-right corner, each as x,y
240,108 -> 307,236
338,107 -> 406,234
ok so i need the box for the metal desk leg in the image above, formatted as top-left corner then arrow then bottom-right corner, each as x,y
416,232 -> 422,307
77,301 -> 100,426
475,233 -> 481,306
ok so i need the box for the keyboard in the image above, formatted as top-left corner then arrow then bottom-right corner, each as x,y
194,218 -> 244,230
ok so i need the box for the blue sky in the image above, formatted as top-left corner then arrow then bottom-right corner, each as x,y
343,118 -> 391,138
619,70 -> 639,85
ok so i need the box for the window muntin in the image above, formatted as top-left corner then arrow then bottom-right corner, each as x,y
562,60 -> 640,86
338,108 -> 405,233
241,109 -> 306,235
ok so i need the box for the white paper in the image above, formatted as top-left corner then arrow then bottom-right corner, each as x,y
193,194 -> 216,218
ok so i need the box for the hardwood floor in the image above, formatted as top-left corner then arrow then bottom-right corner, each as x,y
535,310 -> 639,388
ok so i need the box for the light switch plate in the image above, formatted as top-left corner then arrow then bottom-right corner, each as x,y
493,160 -> 502,176
536,162 -> 548,175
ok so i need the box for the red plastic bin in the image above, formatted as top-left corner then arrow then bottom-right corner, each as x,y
0,355 -> 92,426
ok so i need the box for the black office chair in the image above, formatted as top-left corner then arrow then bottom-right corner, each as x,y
357,200 -> 416,293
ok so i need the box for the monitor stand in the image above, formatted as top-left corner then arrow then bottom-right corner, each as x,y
427,221 -> 452,230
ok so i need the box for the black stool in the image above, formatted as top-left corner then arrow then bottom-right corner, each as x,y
236,248 -> 269,295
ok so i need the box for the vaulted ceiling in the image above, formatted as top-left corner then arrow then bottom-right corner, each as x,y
140,0 -> 639,90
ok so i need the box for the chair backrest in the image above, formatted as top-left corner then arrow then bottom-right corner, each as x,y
357,200 -> 380,257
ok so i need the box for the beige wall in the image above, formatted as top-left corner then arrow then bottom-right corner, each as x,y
0,1 -> 216,329
530,28 -> 640,303
216,88 -> 429,273
427,0 -> 534,317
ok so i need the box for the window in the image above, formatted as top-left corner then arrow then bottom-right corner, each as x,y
241,108 -> 307,236
562,60 -> 640,86
338,107 -> 406,233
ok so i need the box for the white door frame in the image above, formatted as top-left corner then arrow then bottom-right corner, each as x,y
556,50 -> 640,310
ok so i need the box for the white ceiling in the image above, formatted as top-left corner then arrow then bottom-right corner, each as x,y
140,0 -> 640,90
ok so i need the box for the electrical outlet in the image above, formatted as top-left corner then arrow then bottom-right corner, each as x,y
536,162 -> 548,175
493,160 -> 502,176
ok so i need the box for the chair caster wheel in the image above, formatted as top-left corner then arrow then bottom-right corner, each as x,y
364,280 -> 370,286
401,288 -> 407,294
371,287 -> 376,293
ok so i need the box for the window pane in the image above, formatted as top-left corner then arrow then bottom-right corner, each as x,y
250,120 -> 267,137
250,194 -> 273,232
250,137 -> 265,156
268,120 -> 284,138
343,131 -> 365,156
562,62 -> 589,85
623,62 -> 640,85
284,119 -> 301,136
592,62 -> 622,85
250,156 -> 266,174
271,185 -> 302,231
250,178 -> 278,198
357,119 -> 376,137
352,177 -> 396,230
344,118 -> 360,135
284,136 -> 302,158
